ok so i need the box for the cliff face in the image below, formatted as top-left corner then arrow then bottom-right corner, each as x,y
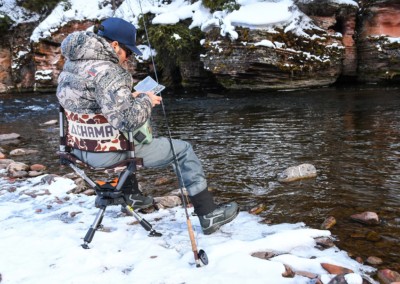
0,0 -> 399,94
200,27 -> 344,90
31,21 -> 95,91
357,1 -> 400,83
199,0 -> 358,90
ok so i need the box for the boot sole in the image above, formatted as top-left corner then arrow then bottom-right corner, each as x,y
203,207 -> 240,235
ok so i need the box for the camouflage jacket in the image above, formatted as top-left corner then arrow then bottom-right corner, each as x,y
57,31 -> 152,133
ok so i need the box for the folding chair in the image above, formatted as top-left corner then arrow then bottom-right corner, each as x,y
57,106 -> 161,249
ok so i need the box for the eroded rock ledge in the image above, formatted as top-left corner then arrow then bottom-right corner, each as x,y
0,0 -> 399,94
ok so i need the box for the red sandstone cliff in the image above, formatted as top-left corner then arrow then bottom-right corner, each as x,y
0,0 -> 399,94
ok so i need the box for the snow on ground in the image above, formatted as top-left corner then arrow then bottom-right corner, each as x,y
0,173 -> 376,284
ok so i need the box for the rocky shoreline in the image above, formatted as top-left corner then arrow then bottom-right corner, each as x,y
1,129 -> 400,284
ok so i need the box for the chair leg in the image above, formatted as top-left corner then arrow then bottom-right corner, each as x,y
81,206 -> 106,249
123,205 -> 162,237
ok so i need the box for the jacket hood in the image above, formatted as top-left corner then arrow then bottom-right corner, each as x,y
61,31 -> 119,63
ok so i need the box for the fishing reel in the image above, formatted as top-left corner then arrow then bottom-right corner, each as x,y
197,249 -> 208,267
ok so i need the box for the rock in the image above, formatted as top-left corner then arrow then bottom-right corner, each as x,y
0,152 -> 5,159
62,172 -> 79,179
277,164 -> 317,182
154,196 -> 182,209
37,174 -> 58,185
355,256 -> 363,264
7,162 -> 30,173
358,1 -> 400,84
30,164 -> 46,171
282,264 -> 295,278
350,212 -> 380,225
321,216 -> 337,229
202,25 -> 344,91
295,270 -> 319,279
0,133 -> 20,141
28,171 -> 45,177
250,251 -> 278,260
9,148 -> 39,156
42,119 -> 58,125
0,159 -> 14,165
321,263 -> 354,274
315,237 -> 335,249
377,269 -> 400,284
70,211 -> 82,218
154,177 -> 175,186
72,178 -> 87,194
249,203 -> 267,215
366,256 -> 383,265
327,273 -> 364,284
10,170 -> 28,178
82,189 -> 95,196
327,274 -> 349,284
170,188 -> 189,196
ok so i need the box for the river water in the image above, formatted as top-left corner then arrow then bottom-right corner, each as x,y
1,87 -> 399,269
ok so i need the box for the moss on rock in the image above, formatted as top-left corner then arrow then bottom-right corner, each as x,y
0,13 -> 14,35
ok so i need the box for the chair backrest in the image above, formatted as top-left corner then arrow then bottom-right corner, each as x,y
58,106 -> 141,170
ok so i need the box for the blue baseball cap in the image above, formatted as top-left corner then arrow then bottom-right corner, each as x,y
98,17 -> 142,56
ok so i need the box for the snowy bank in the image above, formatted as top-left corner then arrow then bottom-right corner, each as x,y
0,174 -> 376,284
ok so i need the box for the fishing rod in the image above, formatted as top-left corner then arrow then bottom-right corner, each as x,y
128,0 -> 208,267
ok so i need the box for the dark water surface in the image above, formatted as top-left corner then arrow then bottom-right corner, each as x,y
1,87 -> 399,269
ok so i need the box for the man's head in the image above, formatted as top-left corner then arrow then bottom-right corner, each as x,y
97,17 -> 142,63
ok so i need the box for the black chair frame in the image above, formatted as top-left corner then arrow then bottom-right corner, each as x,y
57,106 -> 161,249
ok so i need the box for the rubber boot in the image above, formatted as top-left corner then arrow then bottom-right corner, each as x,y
122,174 -> 153,210
190,190 -> 239,235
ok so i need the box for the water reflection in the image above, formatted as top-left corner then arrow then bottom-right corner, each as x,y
1,87 -> 399,267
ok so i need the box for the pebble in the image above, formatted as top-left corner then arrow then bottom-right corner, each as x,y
377,269 -> 400,284
366,256 -> 383,265
0,159 -> 14,165
350,211 -> 380,225
321,263 -> 354,274
30,164 -> 46,171
0,133 -> 20,141
70,211 -> 82,218
249,203 -> 267,215
154,176 -> 175,186
7,162 -> 30,172
314,237 -> 335,249
321,216 -> 336,229
10,170 -> 29,178
10,148 -> 39,156
251,251 -> 278,260
295,270 -> 319,280
28,171 -> 45,177
282,264 -> 295,278
154,195 -> 182,209
42,120 -> 58,125
327,273 -> 362,284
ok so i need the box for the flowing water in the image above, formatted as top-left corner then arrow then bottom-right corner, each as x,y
1,87 -> 399,269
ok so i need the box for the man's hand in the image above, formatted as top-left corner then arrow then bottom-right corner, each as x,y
132,91 -> 162,107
